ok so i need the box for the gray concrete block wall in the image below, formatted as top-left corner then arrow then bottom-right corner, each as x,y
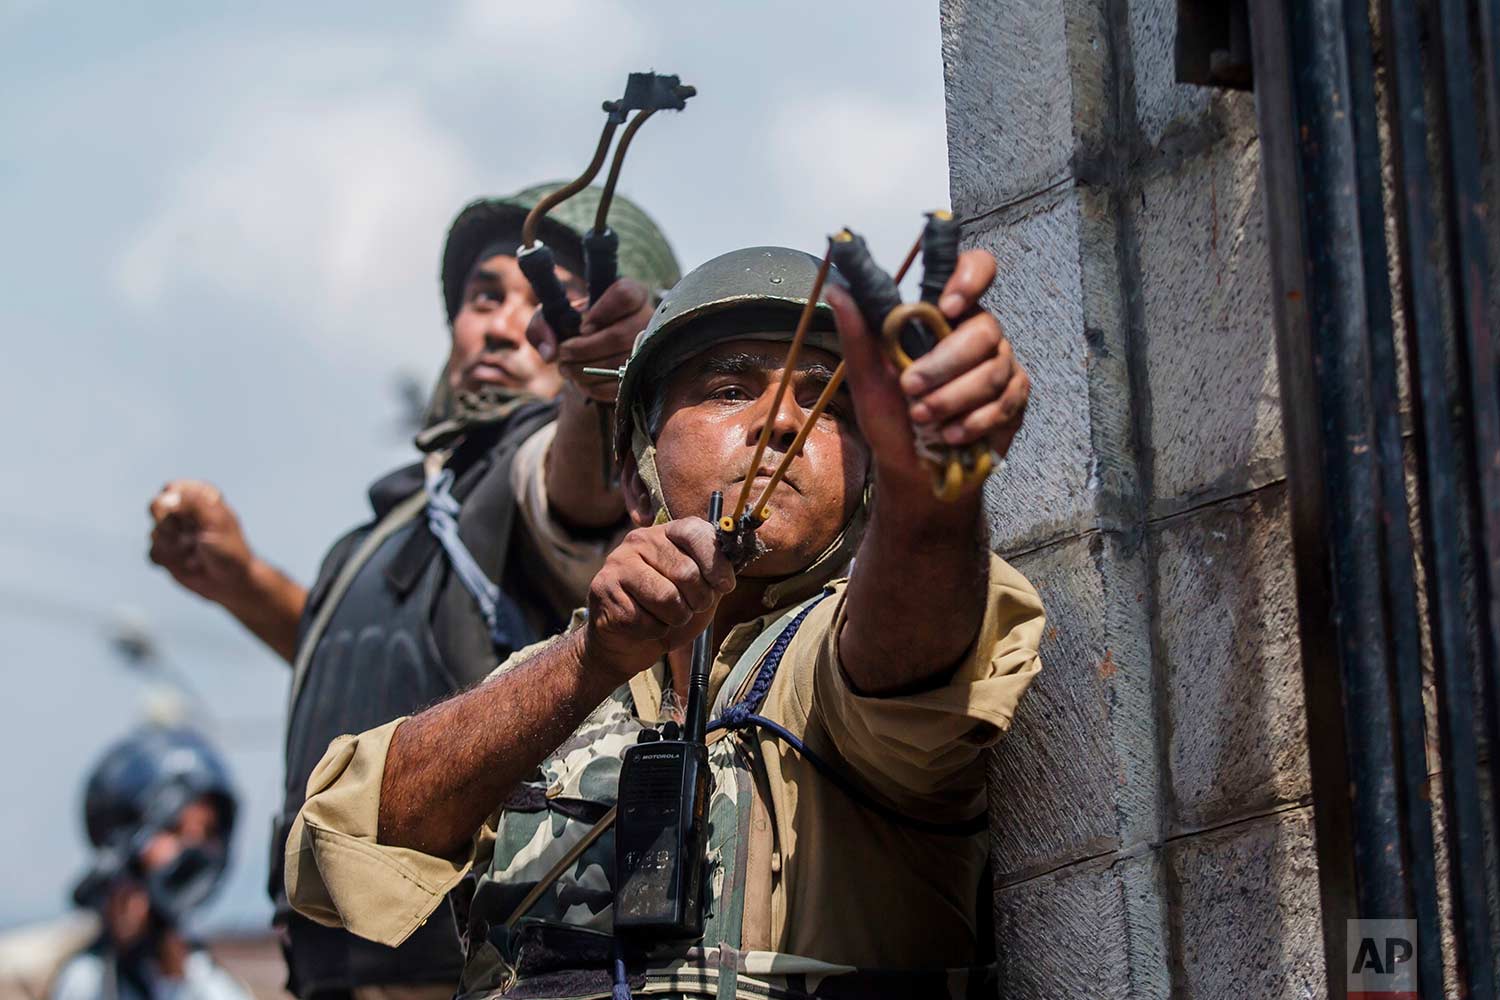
996,531 -> 1158,879
1153,486 -> 1309,833
1133,127 -> 1284,515
942,0 -> 1322,994
968,192 -> 1100,551
1168,809 -> 1326,998
940,0 -> 1074,215
995,850 -> 1169,997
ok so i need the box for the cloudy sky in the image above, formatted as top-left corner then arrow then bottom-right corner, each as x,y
0,1 -> 950,933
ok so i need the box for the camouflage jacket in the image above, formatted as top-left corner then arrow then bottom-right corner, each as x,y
288,553 -> 1047,1000
456,595 -> 997,1000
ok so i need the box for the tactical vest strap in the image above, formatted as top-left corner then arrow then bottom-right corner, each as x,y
707,592 -> 829,721
714,942 -> 739,1000
424,464 -> 530,651
705,592 -> 987,838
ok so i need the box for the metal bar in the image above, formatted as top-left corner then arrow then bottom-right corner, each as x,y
594,109 -> 656,233
1428,0 -> 1500,986
1284,0 -> 1413,927
1438,0 -> 1500,777
1341,0 -> 1445,993
1245,4 -> 1358,993
1471,0 -> 1500,976
1441,0 -> 1500,821
683,490 -> 723,746
1248,1 -> 1482,994
1483,0 -> 1500,188
1380,0 -> 1498,992
1254,0 -> 1500,989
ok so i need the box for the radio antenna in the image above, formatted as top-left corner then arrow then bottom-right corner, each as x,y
683,490 -> 723,745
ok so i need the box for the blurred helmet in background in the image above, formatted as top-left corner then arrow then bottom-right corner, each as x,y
73,726 -> 237,925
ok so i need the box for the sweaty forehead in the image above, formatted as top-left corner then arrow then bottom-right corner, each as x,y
688,338 -> 840,376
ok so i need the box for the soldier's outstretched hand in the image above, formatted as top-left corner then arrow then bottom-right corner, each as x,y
147,480 -> 255,606
581,517 -> 736,684
826,249 -> 1029,495
527,277 -> 654,404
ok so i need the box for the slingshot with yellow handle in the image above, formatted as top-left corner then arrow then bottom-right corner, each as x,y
829,215 -> 994,503
877,299 -> 994,502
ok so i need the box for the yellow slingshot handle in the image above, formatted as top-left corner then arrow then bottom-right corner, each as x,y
880,301 -> 995,502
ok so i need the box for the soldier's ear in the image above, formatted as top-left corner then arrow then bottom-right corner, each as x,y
619,451 -> 656,528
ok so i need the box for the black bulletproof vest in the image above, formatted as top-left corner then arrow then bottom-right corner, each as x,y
271,402 -> 559,998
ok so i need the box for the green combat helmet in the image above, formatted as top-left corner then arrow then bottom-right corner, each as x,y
441,182 -> 681,325
613,246 -> 870,607
421,182 -> 681,438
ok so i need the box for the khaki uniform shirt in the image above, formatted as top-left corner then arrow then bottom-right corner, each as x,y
508,421 -> 626,615
285,554 -> 1043,978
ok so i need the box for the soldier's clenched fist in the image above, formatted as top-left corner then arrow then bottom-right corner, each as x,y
529,277 -> 654,404
826,248 -> 1030,497
581,518 -> 736,684
147,480 -> 255,606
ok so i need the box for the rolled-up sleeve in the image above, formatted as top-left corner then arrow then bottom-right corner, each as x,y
509,421 -> 625,607
807,553 -> 1045,814
284,718 -> 496,947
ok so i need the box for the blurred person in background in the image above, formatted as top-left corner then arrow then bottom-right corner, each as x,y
50,726 -> 248,1000
145,185 -> 680,1000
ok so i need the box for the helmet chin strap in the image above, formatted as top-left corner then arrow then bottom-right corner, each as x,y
631,405 -> 870,608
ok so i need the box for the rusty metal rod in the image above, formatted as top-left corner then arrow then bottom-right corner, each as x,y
595,109 -> 655,232
521,119 -> 619,247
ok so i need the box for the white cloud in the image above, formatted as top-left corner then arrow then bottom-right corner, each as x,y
448,0 -> 649,66
766,91 -> 951,267
113,90 -> 483,372
106,0 -> 665,373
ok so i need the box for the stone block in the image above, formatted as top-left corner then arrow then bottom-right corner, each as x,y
1152,484 -> 1310,832
1126,0 -> 1260,154
1169,807 -> 1326,999
969,185 -> 1134,551
992,530 -> 1160,880
994,849 -> 1169,998
941,0 -> 1111,216
1126,0 -> 1210,148
1135,134 -> 1285,514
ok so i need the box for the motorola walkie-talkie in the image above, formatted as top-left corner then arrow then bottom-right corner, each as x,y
613,492 -> 722,941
